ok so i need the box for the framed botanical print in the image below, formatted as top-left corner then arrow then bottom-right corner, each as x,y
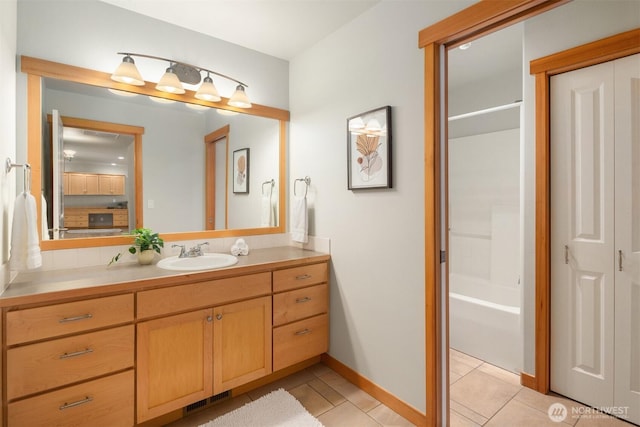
347,106 -> 392,189
233,148 -> 249,193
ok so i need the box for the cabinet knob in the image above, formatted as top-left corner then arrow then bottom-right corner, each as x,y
206,316 -> 213,322
216,313 -> 223,320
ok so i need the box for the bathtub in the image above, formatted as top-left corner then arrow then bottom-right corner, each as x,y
449,273 -> 522,373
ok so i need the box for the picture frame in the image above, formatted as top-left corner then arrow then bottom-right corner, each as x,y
233,148 -> 250,194
347,106 -> 392,190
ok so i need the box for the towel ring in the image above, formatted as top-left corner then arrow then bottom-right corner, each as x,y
294,176 -> 311,198
262,179 -> 274,196
6,158 -> 31,194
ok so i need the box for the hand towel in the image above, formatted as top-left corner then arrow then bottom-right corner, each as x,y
261,193 -> 274,227
291,196 -> 308,244
230,238 -> 249,256
41,193 -> 50,240
10,192 -> 42,270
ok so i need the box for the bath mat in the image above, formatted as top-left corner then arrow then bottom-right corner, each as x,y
198,388 -> 324,427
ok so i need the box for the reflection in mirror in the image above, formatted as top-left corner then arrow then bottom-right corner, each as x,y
44,115 -> 138,240
41,77 -> 280,239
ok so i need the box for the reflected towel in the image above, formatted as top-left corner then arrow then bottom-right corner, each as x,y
261,194 -> 274,227
41,193 -> 50,240
291,196 -> 308,244
10,192 -> 42,270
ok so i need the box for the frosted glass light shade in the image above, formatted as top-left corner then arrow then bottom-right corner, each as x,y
195,76 -> 221,102
111,56 -> 144,86
228,85 -> 252,108
156,68 -> 185,94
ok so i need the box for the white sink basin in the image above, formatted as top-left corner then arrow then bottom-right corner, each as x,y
157,253 -> 238,271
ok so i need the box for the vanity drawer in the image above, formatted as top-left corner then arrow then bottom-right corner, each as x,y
273,283 -> 328,327
273,262 -> 328,293
137,272 -> 271,319
7,325 -> 134,399
8,370 -> 134,427
6,294 -> 134,345
273,313 -> 328,371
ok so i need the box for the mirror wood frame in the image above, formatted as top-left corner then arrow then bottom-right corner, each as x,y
418,1 -> 569,425
22,56 -> 289,250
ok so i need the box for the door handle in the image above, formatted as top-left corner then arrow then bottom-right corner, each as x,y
564,245 -> 569,264
618,250 -> 623,271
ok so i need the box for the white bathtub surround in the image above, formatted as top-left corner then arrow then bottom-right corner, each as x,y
448,127 -> 522,373
449,273 -> 522,373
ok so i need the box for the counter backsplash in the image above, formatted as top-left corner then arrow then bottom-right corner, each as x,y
33,234 -> 330,272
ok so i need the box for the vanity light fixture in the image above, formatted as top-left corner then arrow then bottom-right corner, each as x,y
111,52 -> 251,108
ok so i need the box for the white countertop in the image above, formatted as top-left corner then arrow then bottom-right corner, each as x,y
1,246 -> 329,307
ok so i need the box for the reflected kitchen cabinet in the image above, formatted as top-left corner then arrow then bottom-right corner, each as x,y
98,174 -> 125,195
64,173 -> 125,196
67,173 -> 99,195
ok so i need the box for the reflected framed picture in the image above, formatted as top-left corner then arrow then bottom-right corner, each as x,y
233,148 -> 250,194
347,106 -> 392,190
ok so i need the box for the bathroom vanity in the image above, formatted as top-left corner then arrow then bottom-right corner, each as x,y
0,247 -> 329,426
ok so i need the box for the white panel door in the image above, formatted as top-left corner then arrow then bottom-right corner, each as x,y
550,60 -> 615,409
613,53 -> 640,425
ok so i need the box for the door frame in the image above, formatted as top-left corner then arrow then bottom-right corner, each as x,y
530,28 -> 640,395
419,1 -> 569,424
205,125 -> 230,230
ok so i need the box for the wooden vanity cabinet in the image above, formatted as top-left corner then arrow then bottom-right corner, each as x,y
272,263 -> 329,371
4,294 -> 135,427
136,309 -> 214,422
135,273 -> 272,423
1,256 -> 329,426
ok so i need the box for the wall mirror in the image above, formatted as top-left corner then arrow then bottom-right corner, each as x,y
23,56 -> 289,250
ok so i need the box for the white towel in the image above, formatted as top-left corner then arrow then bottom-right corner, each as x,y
291,196 -> 308,244
230,238 -> 249,256
10,192 -> 42,270
261,194 -> 274,227
41,193 -> 50,240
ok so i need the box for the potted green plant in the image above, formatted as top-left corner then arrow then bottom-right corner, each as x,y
109,228 -> 164,266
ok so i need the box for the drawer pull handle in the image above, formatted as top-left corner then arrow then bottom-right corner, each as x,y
60,348 -> 93,359
296,297 -> 312,303
59,396 -> 93,410
59,314 -> 93,323
295,328 -> 311,336
295,274 -> 311,280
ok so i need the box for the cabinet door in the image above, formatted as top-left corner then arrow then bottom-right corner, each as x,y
111,175 -> 125,195
85,174 -> 99,194
98,175 -> 125,195
136,309 -> 213,423
213,296 -> 272,394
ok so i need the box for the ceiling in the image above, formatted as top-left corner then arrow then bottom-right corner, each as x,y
100,0 -> 381,60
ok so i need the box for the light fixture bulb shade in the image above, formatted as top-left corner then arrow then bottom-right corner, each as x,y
195,76 -> 221,102
111,56 -> 145,86
228,85 -> 252,108
156,67 -> 185,94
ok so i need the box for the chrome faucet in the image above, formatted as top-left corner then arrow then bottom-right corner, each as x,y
172,244 -> 187,258
186,242 -> 209,257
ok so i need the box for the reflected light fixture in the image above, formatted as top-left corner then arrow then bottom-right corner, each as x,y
63,149 -> 76,160
111,52 -> 251,108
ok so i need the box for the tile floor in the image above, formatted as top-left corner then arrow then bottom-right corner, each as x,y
449,349 -> 636,427
167,352 -> 637,427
